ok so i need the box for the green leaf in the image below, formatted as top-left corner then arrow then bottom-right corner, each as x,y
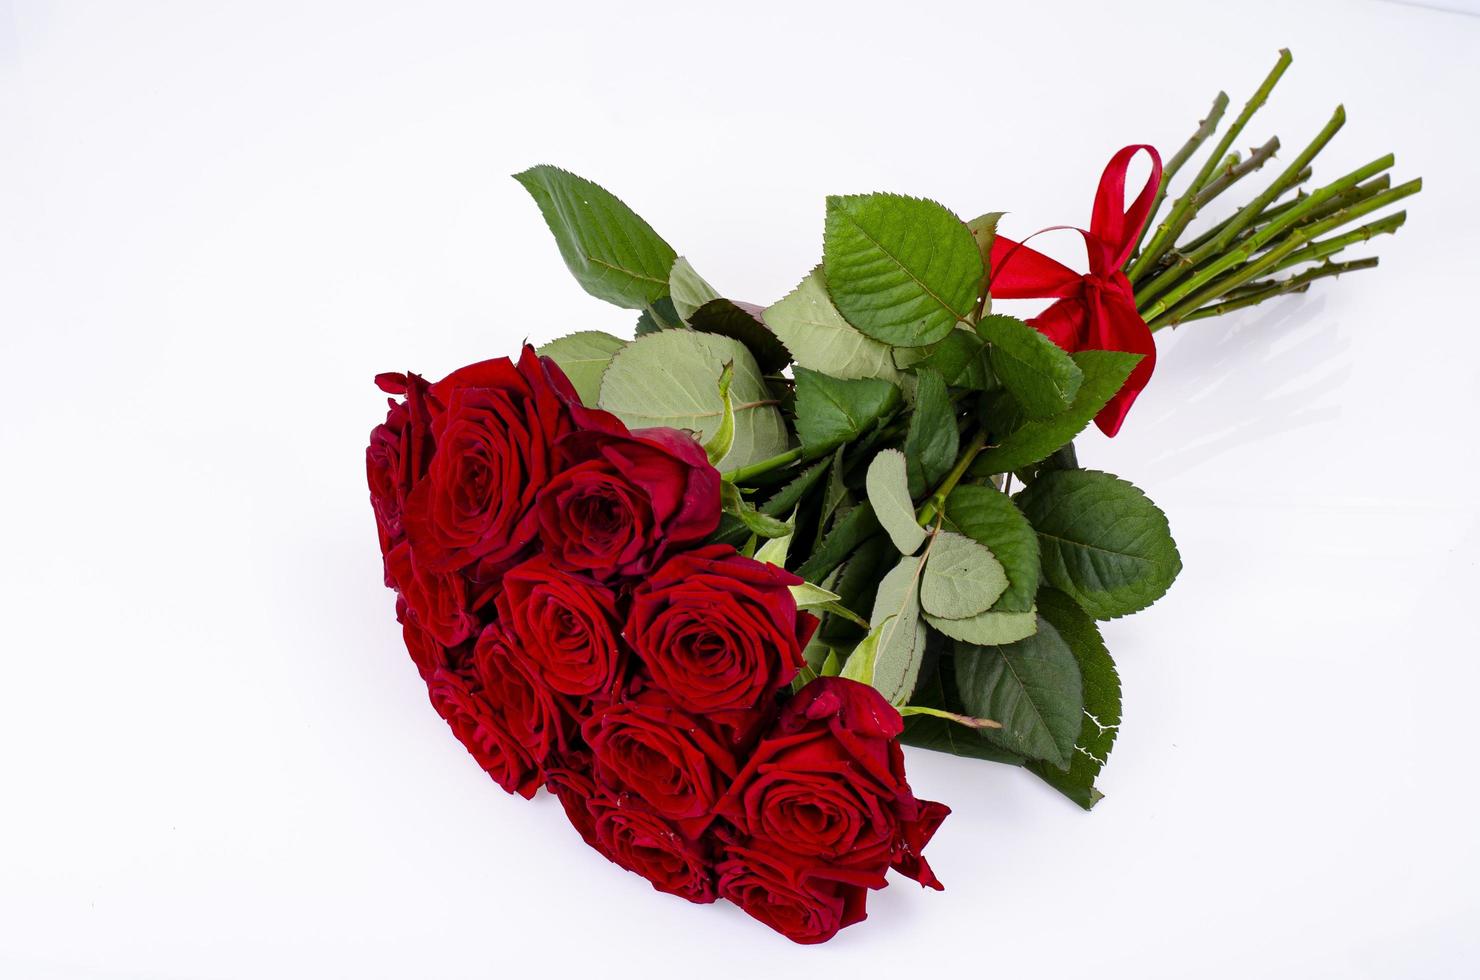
1014,469 -> 1182,619
762,267 -> 900,382
634,297 -> 680,336
720,483 -> 792,538
976,314 -> 1084,418
789,581 -> 842,609
967,211 -> 1005,284
792,368 -> 900,452
1026,589 -> 1122,810
536,331 -> 626,407
822,194 -> 984,347
840,616 -> 889,684
865,450 -> 926,555
752,507 -> 794,567
867,556 -> 928,705
919,530 -> 1008,619
795,503 -> 881,584
669,256 -> 720,321
943,484 -> 1040,613
703,362 -> 736,466
599,330 -> 788,472
899,665 -> 1026,764
513,166 -> 676,309
904,367 -> 958,496
924,606 -> 1037,646
970,350 -> 1142,476
956,618 -> 1084,769
689,298 -> 792,375
758,458 -> 830,517
896,327 -> 990,389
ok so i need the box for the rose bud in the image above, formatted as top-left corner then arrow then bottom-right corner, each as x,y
426,667 -> 539,799
587,792 -> 717,904
536,426 -> 719,580
583,689 -> 738,838
715,840 -> 870,945
495,555 -> 626,699
715,676 -> 949,889
626,545 -> 817,715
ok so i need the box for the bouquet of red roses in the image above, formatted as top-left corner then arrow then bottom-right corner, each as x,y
366,51 -> 1417,944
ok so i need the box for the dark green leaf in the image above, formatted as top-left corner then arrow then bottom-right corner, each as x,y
796,502 -> 881,583
900,661 -> 1027,764
759,458 -> 831,517
971,350 -> 1142,476
823,194 -> 984,347
689,298 -> 792,375
903,327 -> 991,388
513,166 -> 676,309
721,483 -> 792,538
792,368 -> 901,451
634,296 -> 680,336
1014,469 -> 1182,620
955,618 -> 1084,769
904,367 -> 958,497
976,314 -> 1084,418
1026,588 -> 1122,810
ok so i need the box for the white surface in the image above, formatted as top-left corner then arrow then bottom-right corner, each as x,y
2,1 -> 1477,977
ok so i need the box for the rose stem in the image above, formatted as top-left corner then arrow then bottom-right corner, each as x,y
1167,257 -> 1378,325
915,429 -> 989,526
1130,91 -> 1230,261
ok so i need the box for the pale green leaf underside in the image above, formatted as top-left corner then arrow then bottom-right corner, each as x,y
669,256 -> 721,322
955,617 -> 1084,769
536,330 -> 627,407
923,606 -> 1037,645
919,530 -> 1008,619
865,449 -> 926,555
513,165 -> 676,309
823,194 -> 984,348
598,331 -> 788,472
868,555 -> 927,705
1014,468 -> 1182,620
943,484 -> 1041,613
762,267 -> 900,382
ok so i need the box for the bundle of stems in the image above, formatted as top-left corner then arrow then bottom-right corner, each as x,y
1126,49 -> 1420,331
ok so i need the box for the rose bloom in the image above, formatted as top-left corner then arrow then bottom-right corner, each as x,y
715,676 -> 949,889
536,426 -> 719,580
716,839 -> 869,945
587,792 -> 716,904
403,346 -> 600,575
496,555 -> 625,699
541,754 -> 602,851
626,545 -> 816,715
426,667 -> 539,799
583,690 -> 738,838
396,596 -> 454,681
366,371 -> 434,556
472,624 -> 573,767
384,541 -> 476,648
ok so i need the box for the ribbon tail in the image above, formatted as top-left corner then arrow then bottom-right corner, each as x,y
1087,289 -> 1156,437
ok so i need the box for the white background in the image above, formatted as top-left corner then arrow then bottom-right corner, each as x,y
3,1 -> 1477,977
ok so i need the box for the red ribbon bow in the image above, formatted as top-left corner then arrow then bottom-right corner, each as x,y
989,145 -> 1163,437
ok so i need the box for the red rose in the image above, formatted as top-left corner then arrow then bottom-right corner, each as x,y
626,545 -> 816,714
403,347 -> 586,574
472,624 -> 573,766
384,541 -> 476,647
542,755 -> 602,850
587,792 -> 716,904
366,371 -> 434,556
426,667 -> 539,799
537,426 -> 720,580
496,555 -> 625,699
396,596 -> 454,680
716,677 -> 948,889
583,690 -> 738,837
716,840 -> 869,945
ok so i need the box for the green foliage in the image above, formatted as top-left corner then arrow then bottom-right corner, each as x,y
976,314 -> 1084,418
971,350 -> 1142,476
955,618 -> 1084,769
669,256 -> 720,321
1014,469 -> 1182,619
792,369 -> 900,451
762,267 -> 900,381
943,484 -> 1040,613
923,606 -> 1037,645
865,450 -> 926,555
919,530 -> 1008,620
720,483 -> 792,538
513,166 -> 676,309
599,330 -> 788,472
904,367 -> 958,496
866,555 -> 927,705
536,331 -> 626,406
689,298 -> 792,375
823,194 -> 983,347
1026,589 -> 1122,809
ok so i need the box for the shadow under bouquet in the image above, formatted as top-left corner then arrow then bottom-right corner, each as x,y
366,50 -> 1417,944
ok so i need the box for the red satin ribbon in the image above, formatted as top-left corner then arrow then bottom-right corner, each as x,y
989,145 -> 1163,437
